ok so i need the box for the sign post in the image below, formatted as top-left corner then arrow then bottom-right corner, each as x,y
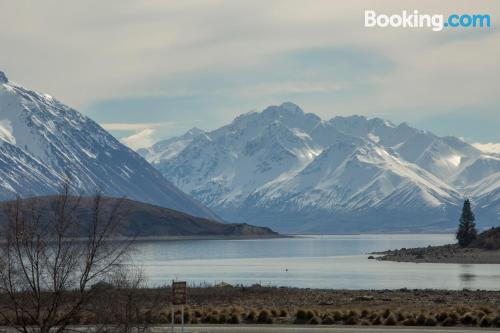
171,281 -> 187,333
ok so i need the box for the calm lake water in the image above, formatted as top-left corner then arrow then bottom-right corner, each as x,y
131,234 -> 500,290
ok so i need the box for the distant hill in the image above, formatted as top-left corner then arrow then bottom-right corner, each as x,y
0,196 -> 278,238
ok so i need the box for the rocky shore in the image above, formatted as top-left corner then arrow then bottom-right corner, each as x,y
374,227 -> 500,264
374,244 -> 500,264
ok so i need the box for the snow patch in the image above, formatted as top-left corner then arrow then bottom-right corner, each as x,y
446,155 -> 461,167
367,133 -> 380,143
0,120 -> 15,144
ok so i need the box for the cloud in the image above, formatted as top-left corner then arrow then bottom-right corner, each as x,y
120,128 -> 156,150
473,143 -> 500,154
1,1 -> 499,142
100,122 -> 173,131
236,81 -> 346,97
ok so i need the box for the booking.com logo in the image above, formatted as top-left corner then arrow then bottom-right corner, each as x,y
365,10 -> 491,31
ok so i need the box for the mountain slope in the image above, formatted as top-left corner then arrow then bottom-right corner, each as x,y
144,102 -> 497,232
0,70 -> 217,220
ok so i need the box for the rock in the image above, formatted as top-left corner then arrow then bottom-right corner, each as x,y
0,71 -> 7,83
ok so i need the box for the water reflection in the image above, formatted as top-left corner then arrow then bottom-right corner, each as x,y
459,264 -> 476,289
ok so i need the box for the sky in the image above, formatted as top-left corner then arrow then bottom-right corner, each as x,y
0,0 -> 499,151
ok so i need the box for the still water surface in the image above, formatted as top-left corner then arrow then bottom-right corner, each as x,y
132,234 -> 500,290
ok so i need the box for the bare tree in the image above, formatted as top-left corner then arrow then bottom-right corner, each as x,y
91,266 -> 156,333
0,184 -> 136,333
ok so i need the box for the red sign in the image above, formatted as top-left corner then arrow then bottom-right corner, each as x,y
172,281 -> 187,305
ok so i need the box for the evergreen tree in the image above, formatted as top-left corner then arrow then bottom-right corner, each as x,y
456,199 -> 477,247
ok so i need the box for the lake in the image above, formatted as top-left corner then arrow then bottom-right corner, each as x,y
132,234 -> 500,290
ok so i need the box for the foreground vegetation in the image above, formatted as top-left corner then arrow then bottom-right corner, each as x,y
2,286 -> 497,328
162,286 -> 500,327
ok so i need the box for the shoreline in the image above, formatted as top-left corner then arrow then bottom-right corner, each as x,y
373,244 -> 500,264
130,234 -> 292,242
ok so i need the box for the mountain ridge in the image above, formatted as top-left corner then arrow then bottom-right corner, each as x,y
0,71 -> 218,220
144,102 -> 500,232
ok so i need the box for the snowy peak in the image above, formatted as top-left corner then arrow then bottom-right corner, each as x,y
229,102 -> 322,136
0,72 -> 218,220
329,115 -> 417,147
142,102 -> 499,232
328,114 -> 485,181
139,127 -> 207,163
185,127 -> 205,136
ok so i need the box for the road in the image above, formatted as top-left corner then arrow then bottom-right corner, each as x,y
151,325 -> 500,333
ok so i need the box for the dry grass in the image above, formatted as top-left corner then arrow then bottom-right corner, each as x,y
1,286 -> 500,327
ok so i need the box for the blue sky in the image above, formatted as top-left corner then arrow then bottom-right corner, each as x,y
1,1 -> 499,150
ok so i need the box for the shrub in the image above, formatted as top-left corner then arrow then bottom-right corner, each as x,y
347,309 -> 359,318
492,315 -> 500,327
279,309 -> 288,317
218,312 -> 227,324
228,313 -> 241,324
257,309 -> 272,324
442,317 -> 457,326
295,308 -> 314,323
368,312 -> 379,321
371,316 -> 382,325
205,313 -> 219,324
332,310 -> 343,321
321,316 -> 335,325
360,319 -> 370,325
296,309 -> 308,321
460,312 -> 477,325
416,313 -> 427,326
402,317 -> 416,326
436,312 -> 448,322
480,317 -> 491,327
230,306 -> 243,314
449,311 -> 459,321
480,306 -> 493,314
309,316 -> 321,325
384,314 -> 397,326
183,310 -> 191,323
246,309 -> 257,321
425,316 -> 437,326
344,315 -> 359,325
476,311 -> 486,319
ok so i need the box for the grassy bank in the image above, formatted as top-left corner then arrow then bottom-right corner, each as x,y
6,286 -> 497,328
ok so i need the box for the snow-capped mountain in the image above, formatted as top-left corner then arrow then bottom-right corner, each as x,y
145,102 -> 500,232
137,127 -> 205,164
0,70 -> 217,220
